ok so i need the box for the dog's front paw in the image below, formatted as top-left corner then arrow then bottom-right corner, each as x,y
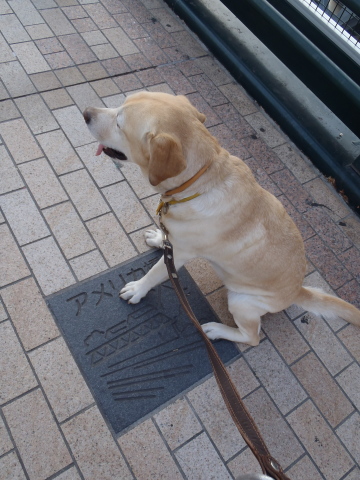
145,228 -> 163,248
119,280 -> 149,304
201,322 -> 223,340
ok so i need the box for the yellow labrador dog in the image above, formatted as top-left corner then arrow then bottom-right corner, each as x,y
83,91 -> 360,346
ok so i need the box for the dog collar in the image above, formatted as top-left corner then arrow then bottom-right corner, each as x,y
155,164 -> 210,216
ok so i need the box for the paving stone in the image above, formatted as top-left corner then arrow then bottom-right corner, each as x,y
53,105 -> 95,147
101,0 -> 128,14
61,169 -> 110,220
245,157 -> 282,197
44,51 -> 75,69
15,95 -> 58,135
60,33 -> 97,64
63,406 -> 132,480
0,118 -> 42,164
53,467 -> 82,480
147,82 -> 174,94
120,161 -> 155,198
0,80 -> 9,101
37,130 -> 82,175
71,17 -> 97,33
295,313 -> 352,375
186,92 -> 221,128
336,412 -> 360,464
82,29 -> 107,46
118,418 -> 183,480
43,201 -> 95,258
1,277 -> 59,351
185,257 -> 223,295
175,432 -> 232,479
0,299 -> 7,321
336,363 -> 360,411
261,311 -> 309,364
0,32 -> 15,63
0,145 -> 24,195
91,42 -> 118,60
69,248 -> 107,280
86,213 -> 137,266
287,400 -> 353,480
0,99 -> 19,122
12,41 -> 50,75
337,324 -> 360,362
66,83 -> 104,113
103,27 -> 139,56
209,124 -> 250,159
134,36 -> 169,66
219,83 -> 258,116
0,416 -> 13,457
55,67 -> 86,87
79,61 -> 109,80
278,194 -> 314,242
0,225 -> 30,287
113,12 -> 149,38
154,397 -> 202,450
189,74 -> 228,107
90,78 -> 120,97
30,71 -> 62,91
0,0 -> 12,14
101,56 -> 131,76
245,339 -> 307,414
41,88 -> 74,109
343,468 -> 360,480
26,23 -> 54,40
35,37 -> 64,54
338,214 -> 360,249
29,337 -> 94,421
123,52 -> 151,70
0,321 -> 37,404
292,352 -> 353,427
187,359 -> 259,460
286,455 -> 324,480
76,143 -> 123,187
41,8 -> 76,35
0,451 -> 27,480
114,73 -> 143,92
244,111 -> 286,148
102,181 -> 151,232
273,143 -> 318,183
213,102 -> 255,136
241,135 -> 284,174
83,2 -> 118,28
157,64 -> 195,95
8,0 -> 44,25
0,61 -> 36,97
0,14 -> 31,43
22,237 -> 75,295
62,5 -> 87,19
172,30 -> 207,57
103,93 -> 126,107
3,389 -> 72,480
195,56 -> 231,86
227,448 -> 263,478
0,189 -> 50,245
245,388 -> 304,468
19,158 -> 68,209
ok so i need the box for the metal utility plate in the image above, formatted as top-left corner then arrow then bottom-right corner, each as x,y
47,250 -> 239,435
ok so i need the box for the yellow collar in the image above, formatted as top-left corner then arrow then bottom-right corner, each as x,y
155,164 -> 210,216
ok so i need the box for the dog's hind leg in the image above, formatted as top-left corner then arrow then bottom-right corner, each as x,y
202,291 -> 266,346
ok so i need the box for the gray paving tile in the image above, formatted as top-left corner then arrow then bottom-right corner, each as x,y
12,42 -> 51,74
37,129 -> 82,175
63,406 -> 132,480
83,3 -> 118,29
274,143 -> 318,183
26,23 -> 54,40
0,145 -> 24,195
119,418 -> 183,480
0,415 -> 13,457
0,451 -> 27,480
8,0 -> 44,25
103,27 -> 139,55
77,143 -> 124,187
219,83 -> 258,116
287,400 -> 353,480
336,363 -> 360,411
0,118 -> 42,164
0,224 -> 30,287
29,337 -> 94,421
41,89 -> 74,110
43,201 -> 95,259
44,51 -> 74,69
1,277 -> 59,351
91,42 -> 118,60
60,33 -> 97,64
19,158 -> 68,208
3,389 -> 72,480
0,99 -> 20,122
67,83 -> 104,112
0,32 -> 15,63
0,321 -> 38,404
69,249 -> 108,280
30,71 -> 62,91
86,212 -> 137,266
22,237 -> 75,295
336,412 -> 360,464
15,95 -> 59,134
0,189 -> 50,245
0,61 -> 36,97
286,455 -> 324,480
0,14 -> 31,43
102,181 -> 151,232
82,29 -> 107,46
41,8 -> 76,35
53,105 -> 94,147
61,169 -> 110,220
175,432 -> 232,479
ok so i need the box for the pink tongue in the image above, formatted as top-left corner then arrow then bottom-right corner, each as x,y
95,144 -> 104,156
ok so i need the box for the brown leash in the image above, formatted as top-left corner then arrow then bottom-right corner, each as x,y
159,219 -> 291,480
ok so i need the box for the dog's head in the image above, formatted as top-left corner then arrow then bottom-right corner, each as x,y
83,91 -> 207,187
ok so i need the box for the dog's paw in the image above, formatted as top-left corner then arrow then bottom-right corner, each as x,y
119,280 -> 149,304
145,228 -> 163,248
201,322 -> 223,340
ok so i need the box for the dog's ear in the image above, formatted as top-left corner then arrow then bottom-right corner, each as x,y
148,133 -> 187,186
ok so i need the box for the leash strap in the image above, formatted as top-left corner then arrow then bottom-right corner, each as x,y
162,238 -> 291,480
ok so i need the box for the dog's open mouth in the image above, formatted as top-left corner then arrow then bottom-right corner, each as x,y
96,144 -> 127,160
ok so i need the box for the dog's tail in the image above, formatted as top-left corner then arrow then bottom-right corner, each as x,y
295,286 -> 360,326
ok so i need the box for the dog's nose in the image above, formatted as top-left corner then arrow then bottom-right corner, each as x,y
83,108 -> 92,124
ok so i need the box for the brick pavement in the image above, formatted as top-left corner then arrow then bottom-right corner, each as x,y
0,0 -> 360,479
